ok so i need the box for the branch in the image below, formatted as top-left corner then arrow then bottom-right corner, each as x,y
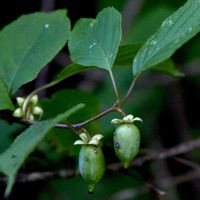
0,169 -> 75,184
23,102 -> 119,130
1,138 -> 200,184
134,138 -> 200,166
122,76 -> 138,104
109,70 -> 120,102
105,169 -> 200,200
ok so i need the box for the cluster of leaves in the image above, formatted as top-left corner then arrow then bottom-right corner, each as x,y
0,0 -> 200,198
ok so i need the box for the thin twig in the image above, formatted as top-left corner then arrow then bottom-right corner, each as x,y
23,102 -> 119,130
0,169 -> 75,183
172,157 -> 200,170
104,169 -> 200,200
145,182 -> 165,196
122,76 -> 138,104
133,138 -> 200,166
109,70 -> 120,102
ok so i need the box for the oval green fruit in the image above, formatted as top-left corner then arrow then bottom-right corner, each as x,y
79,145 -> 105,192
114,124 -> 140,168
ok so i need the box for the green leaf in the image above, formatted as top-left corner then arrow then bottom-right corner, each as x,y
114,44 -> 183,77
114,44 -> 141,66
132,0 -> 200,76
52,47 -> 179,91
153,59 -> 184,77
52,44 -> 181,91
0,103 -> 84,196
0,120 -> 24,153
0,10 -> 70,95
40,89 -> 100,158
0,79 -> 14,110
69,7 -> 122,71
53,63 -> 94,83
41,89 -> 99,123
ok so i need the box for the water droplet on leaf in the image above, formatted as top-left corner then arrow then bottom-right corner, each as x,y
161,18 -> 173,27
89,43 -> 96,49
44,24 -> 50,29
151,40 -> 157,45
188,27 -> 193,32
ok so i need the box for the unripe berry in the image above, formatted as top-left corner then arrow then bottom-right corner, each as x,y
111,114 -> 142,168
79,145 -> 105,192
114,124 -> 140,168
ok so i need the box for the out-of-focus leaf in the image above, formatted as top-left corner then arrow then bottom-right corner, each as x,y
53,63 -> 94,83
114,44 -> 141,66
0,104 -> 84,196
153,60 -> 184,77
41,89 -> 99,123
40,89 -> 100,158
97,0 -> 129,11
37,174 -> 147,200
0,120 -> 24,153
69,7 -> 122,71
0,10 -> 70,96
132,0 -> 200,76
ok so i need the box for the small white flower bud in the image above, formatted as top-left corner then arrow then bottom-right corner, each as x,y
16,97 -> 25,107
30,95 -> 38,105
32,106 -> 43,115
13,108 -> 23,118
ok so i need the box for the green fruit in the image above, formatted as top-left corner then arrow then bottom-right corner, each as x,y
114,124 -> 140,168
79,145 -> 105,192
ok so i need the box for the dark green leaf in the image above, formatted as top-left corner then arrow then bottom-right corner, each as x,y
69,7 -> 122,71
0,79 -> 14,110
37,174 -> 145,200
114,44 -> 183,77
41,89 -> 99,123
114,44 -> 141,66
0,103 -> 84,196
153,59 -> 184,77
53,63 -> 94,83
0,10 -> 70,95
132,0 -> 200,76
0,120 -> 24,153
